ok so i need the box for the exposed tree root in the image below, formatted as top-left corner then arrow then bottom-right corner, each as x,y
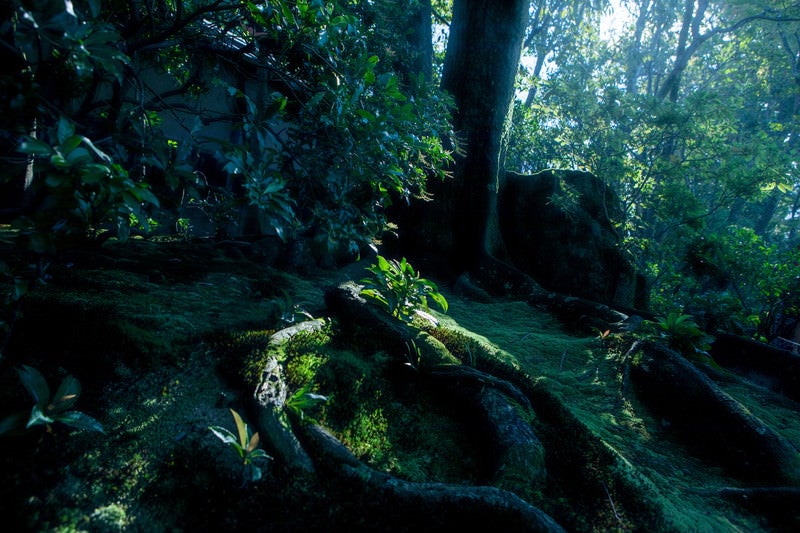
296,422 -> 566,533
629,341 -> 800,485
250,281 -> 563,529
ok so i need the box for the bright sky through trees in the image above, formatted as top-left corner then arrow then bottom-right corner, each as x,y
600,0 -> 632,41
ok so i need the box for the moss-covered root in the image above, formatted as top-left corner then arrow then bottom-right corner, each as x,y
714,486 -> 800,529
630,341 -> 800,486
325,280 -> 548,498
251,321 -> 329,474
324,281 -> 459,366
297,423 -> 567,533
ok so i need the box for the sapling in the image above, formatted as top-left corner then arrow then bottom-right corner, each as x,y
209,408 -> 271,485
0,365 -> 104,435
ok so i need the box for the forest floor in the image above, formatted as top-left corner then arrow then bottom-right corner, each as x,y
0,235 -> 798,532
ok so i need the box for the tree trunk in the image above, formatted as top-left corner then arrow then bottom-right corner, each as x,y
408,0 -> 433,83
429,0 -> 529,271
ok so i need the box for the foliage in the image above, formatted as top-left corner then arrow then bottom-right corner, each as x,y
1,0 -> 454,262
285,383 -> 328,422
642,312 -> 715,362
16,118 -> 159,251
220,0 -> 455,255
650,227 -> 800,339
1,1 -> 175,251
208,408 -> 271,485
0,365 -> 104,435
360,255 -> 448,325
509,0 -> 800,333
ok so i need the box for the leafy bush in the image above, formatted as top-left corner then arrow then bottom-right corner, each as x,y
237,1 -> 455,256
360,255 -> 448,325
642,312 -> 715,365
650,227 -> 800,340
16,118 -> 159,251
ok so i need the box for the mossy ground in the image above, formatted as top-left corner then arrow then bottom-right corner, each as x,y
0,236 -> 797,531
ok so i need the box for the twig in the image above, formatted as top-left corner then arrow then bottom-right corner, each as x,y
601,480 -> 624,527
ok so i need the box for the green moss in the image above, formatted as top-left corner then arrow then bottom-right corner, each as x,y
4,237 -> 795,532
286,352 -> 329,388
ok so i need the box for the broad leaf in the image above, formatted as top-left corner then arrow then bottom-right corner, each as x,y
18,365 -> 50,406
18,137 -> 54,157
57,411 -> 104,433
209,425 -> 240,447
51,375 -> 81,412
230,408 -> 249,449
26,404 -> 54,428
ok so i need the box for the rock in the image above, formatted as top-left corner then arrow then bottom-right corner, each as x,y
498,169 -> 644,308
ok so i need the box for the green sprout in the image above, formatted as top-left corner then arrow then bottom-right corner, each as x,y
360,255 -> 448,326
0,365 -> 104,435
209,408 -> 271,485
285,383 -> 328,422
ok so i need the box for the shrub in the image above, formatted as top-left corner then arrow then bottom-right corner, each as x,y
360,255 -> 448,326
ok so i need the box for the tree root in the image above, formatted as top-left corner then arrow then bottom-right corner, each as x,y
296,422 -> 566,533
629,341 -> 800,485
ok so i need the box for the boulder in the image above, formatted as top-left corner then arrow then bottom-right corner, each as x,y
498,169 -> 643,308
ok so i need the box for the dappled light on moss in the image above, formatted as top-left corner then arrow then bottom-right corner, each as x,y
2,236 -> 798,531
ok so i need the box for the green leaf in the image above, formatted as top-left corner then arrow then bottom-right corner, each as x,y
51,375 -> 82,413
131,185 -> 160,207
244,463 -> 263,483
80,136 -> 112,163
0,412 -> 28,435
429,291 -> 448,313
18,137 -> 53,157
246,431 -> 260,454
59,135 -> 84,155
209,425 -> 241,448
57,117 -> 75,145
26,404 -> 54,428
18,365 -> 50,406
375,255 -> 391,272
82,163 -> 110,184
248,449 -> 270,460
66,146 -> 92,164
230,408 -> 249,449
56,411 -> 104,433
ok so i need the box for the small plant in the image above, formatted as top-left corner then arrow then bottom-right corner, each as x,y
209,408 -> 271,485
0,365 -> 104,435
285,384 -> 328,422
403,340 -> 423,371
644,312 -> 716,364
175,217 -> 193,241
360,255 -> 448,326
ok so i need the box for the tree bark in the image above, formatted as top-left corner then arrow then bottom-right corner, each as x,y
296,423 -> 566,532
432,0 -> 529,271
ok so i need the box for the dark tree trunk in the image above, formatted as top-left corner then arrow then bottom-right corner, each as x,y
408,0 -> 433,83
423,0 -> 529,272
